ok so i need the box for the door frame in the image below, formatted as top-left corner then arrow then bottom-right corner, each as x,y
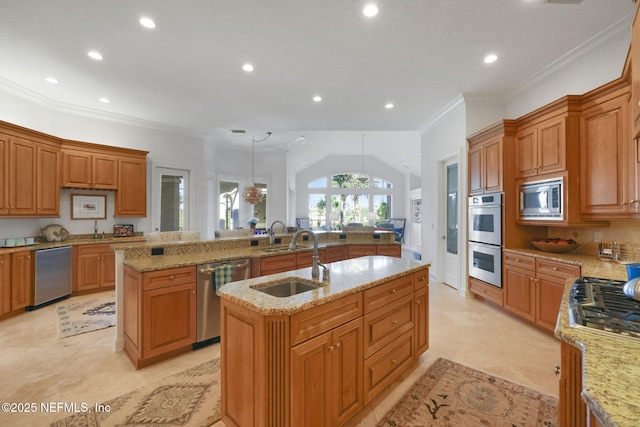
151,164 -> 193,233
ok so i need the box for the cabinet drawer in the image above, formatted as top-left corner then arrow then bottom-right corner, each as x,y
363,293 -> 414,358
296,249 -> 324,268
142,266 -> 196,290
348,245 -> 377,258
536,258 -> 580,280
290,292 -> 363,346
260,253 -> 297,275
324,246 -> 347,263
503,252 -> 535,270
363,329 -> 414,404
414,268 -> 429,290
376,245 -> 401,257
363,274 -> 414,313
76,243 -> 112,255
469,277 -> 503,306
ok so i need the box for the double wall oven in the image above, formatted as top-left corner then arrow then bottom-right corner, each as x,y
468,193 -> 502,287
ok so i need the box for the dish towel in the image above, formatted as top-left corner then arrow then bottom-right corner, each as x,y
214,264 -> 235,293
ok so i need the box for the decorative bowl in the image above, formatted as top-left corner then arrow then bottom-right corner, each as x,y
530,239 -> 579,253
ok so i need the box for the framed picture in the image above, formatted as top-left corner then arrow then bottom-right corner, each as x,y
71,194 -> 107,219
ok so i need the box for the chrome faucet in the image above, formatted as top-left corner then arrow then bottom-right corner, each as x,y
269,220 -> 287,245
289,229 -> 320,279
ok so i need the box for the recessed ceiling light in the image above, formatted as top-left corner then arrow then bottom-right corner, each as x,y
385,103 -> 394,109
363,4 -> 379,17
242,63 -> 254,72
313,96 -> 322,102
99,97 -> 110,103
45,77 -> 59,84
88,51 -> 103,60
139,17 -> 156,28
484,54 -> 498,64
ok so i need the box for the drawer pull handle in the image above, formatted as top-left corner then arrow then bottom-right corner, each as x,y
515,258 -> 520,262
169,275 -> 175,280
391,359 -> 397,365
392,320 -> 398,326
390,289 -> 396,294
552,267 -> 558,271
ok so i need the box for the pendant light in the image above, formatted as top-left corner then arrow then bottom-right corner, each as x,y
243,132 -> 272,204
357,134 -> 368,183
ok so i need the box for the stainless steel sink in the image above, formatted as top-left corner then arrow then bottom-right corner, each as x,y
252,279 -> 321,297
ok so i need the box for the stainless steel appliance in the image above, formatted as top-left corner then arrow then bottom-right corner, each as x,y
568,276 -> 640,343
194,258 -> 250,349
28,246 -> 72,310
468,193 -> 502,288
519,177 -> 563,220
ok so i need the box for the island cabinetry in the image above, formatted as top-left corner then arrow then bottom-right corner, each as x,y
324,246 -> 347,263
73,244 -> 115,293
503,253 -> 580,333
559,341 -> 586,427
579,80 -> 631,218
61,148 -> 118,189
122,265 -> 196,369
348,245 -> 377,259
376,244 -> 401,257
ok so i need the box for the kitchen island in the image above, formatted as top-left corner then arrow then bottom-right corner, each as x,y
218,255 -> 429,427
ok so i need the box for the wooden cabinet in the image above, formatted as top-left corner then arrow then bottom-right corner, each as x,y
7,136 -> 37,216
469,276 -> 503,306
221,266 -> 430,427
632,4 -> 640,139
515,117 -> 566,178
580,81 -> 631,218
122,265 -> 196,368
37,143 -> 60,216
291,318 -> 364,426
559,340 -> 586,427
348,245 -> 377,259
11,250 -> 32,310
324,246 -> 347,263
61,149 -> 118,189
73,244 -> 116,293
116,156 -> 147,216
467,128 -> 504,195
296,249 -> 325,268
260,253 -> 297,275
376,244 -> 401,257
0,254 -> 11,316
503,253 -> 580,333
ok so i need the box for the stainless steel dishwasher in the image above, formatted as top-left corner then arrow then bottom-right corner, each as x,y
28,246 -> 73,310
194,258 -> 250,349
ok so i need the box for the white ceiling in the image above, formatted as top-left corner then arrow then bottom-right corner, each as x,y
0,0 -> 635,151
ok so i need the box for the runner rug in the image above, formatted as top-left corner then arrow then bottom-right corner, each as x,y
51,358 -> 221,427
376,357 -> 558,427
56,295 -> 116,338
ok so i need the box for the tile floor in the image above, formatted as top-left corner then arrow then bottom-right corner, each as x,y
0,275 -> 560,427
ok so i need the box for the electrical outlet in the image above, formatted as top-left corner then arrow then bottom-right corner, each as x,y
593,231 -> 602,242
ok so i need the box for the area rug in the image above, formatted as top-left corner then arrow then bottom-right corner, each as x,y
51,358 -> 221,427
377,358 -> 558,427
56,295 -> 116,338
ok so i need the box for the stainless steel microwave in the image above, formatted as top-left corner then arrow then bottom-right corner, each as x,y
519,178 -> 563,220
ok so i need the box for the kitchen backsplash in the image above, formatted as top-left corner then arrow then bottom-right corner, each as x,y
548,221 -> 640,257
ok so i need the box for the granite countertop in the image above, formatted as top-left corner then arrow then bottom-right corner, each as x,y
0,235 -> 146,254
217,256 -> 429,316
556,281 -> 640,427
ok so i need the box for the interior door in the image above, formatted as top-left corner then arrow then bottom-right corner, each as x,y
442,159 -> 459,289
154,167 -> 190,232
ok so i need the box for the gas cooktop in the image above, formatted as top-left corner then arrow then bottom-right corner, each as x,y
568,276 -> 640,343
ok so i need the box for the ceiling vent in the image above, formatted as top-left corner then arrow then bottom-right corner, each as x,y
231,129 -> 246,133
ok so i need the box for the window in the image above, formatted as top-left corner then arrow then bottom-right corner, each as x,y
306,173 -> 393,229
219,181 -> 239,229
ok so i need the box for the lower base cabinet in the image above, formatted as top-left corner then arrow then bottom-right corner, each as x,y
560,341 -> 586,427
122,265 -> 196,369
221,266 -> 429,427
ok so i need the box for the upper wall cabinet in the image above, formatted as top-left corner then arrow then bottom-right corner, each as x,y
116,157 -> 147,217
580,79 -> 631,219
515,117 -> 567,179
632,5 -> 640,140
467,121 -> 517,196
61,147 -> 118,189
0,123 -> 61,217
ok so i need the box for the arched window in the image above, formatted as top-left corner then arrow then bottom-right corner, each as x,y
307,173 -> 393,230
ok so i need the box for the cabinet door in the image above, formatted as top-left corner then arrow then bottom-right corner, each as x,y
101,250 -> 116,288
8,137 -> 37,215
331,318 -> 364,426
37,144 -> 60,215
116,157 -> 147,216
468,143 -> 483,195
503,265 -> 535,322
580,94 -> 628,216
92,154 -> 118,189
560,341 -> 586,427
484,137 -> 503,192
632,7 -> 640,139
61,149 -> 92,188
0,134 -> 8,215
0,254 -> 11,315
142,282 -> 196,359
414,287 -> 429,357
515,127 -> 538,178
537,118 -> 566,175
291,331 -> 333,427
535,275 -> 566,332
75,252 -> 102,291
11,251 -> 31,310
